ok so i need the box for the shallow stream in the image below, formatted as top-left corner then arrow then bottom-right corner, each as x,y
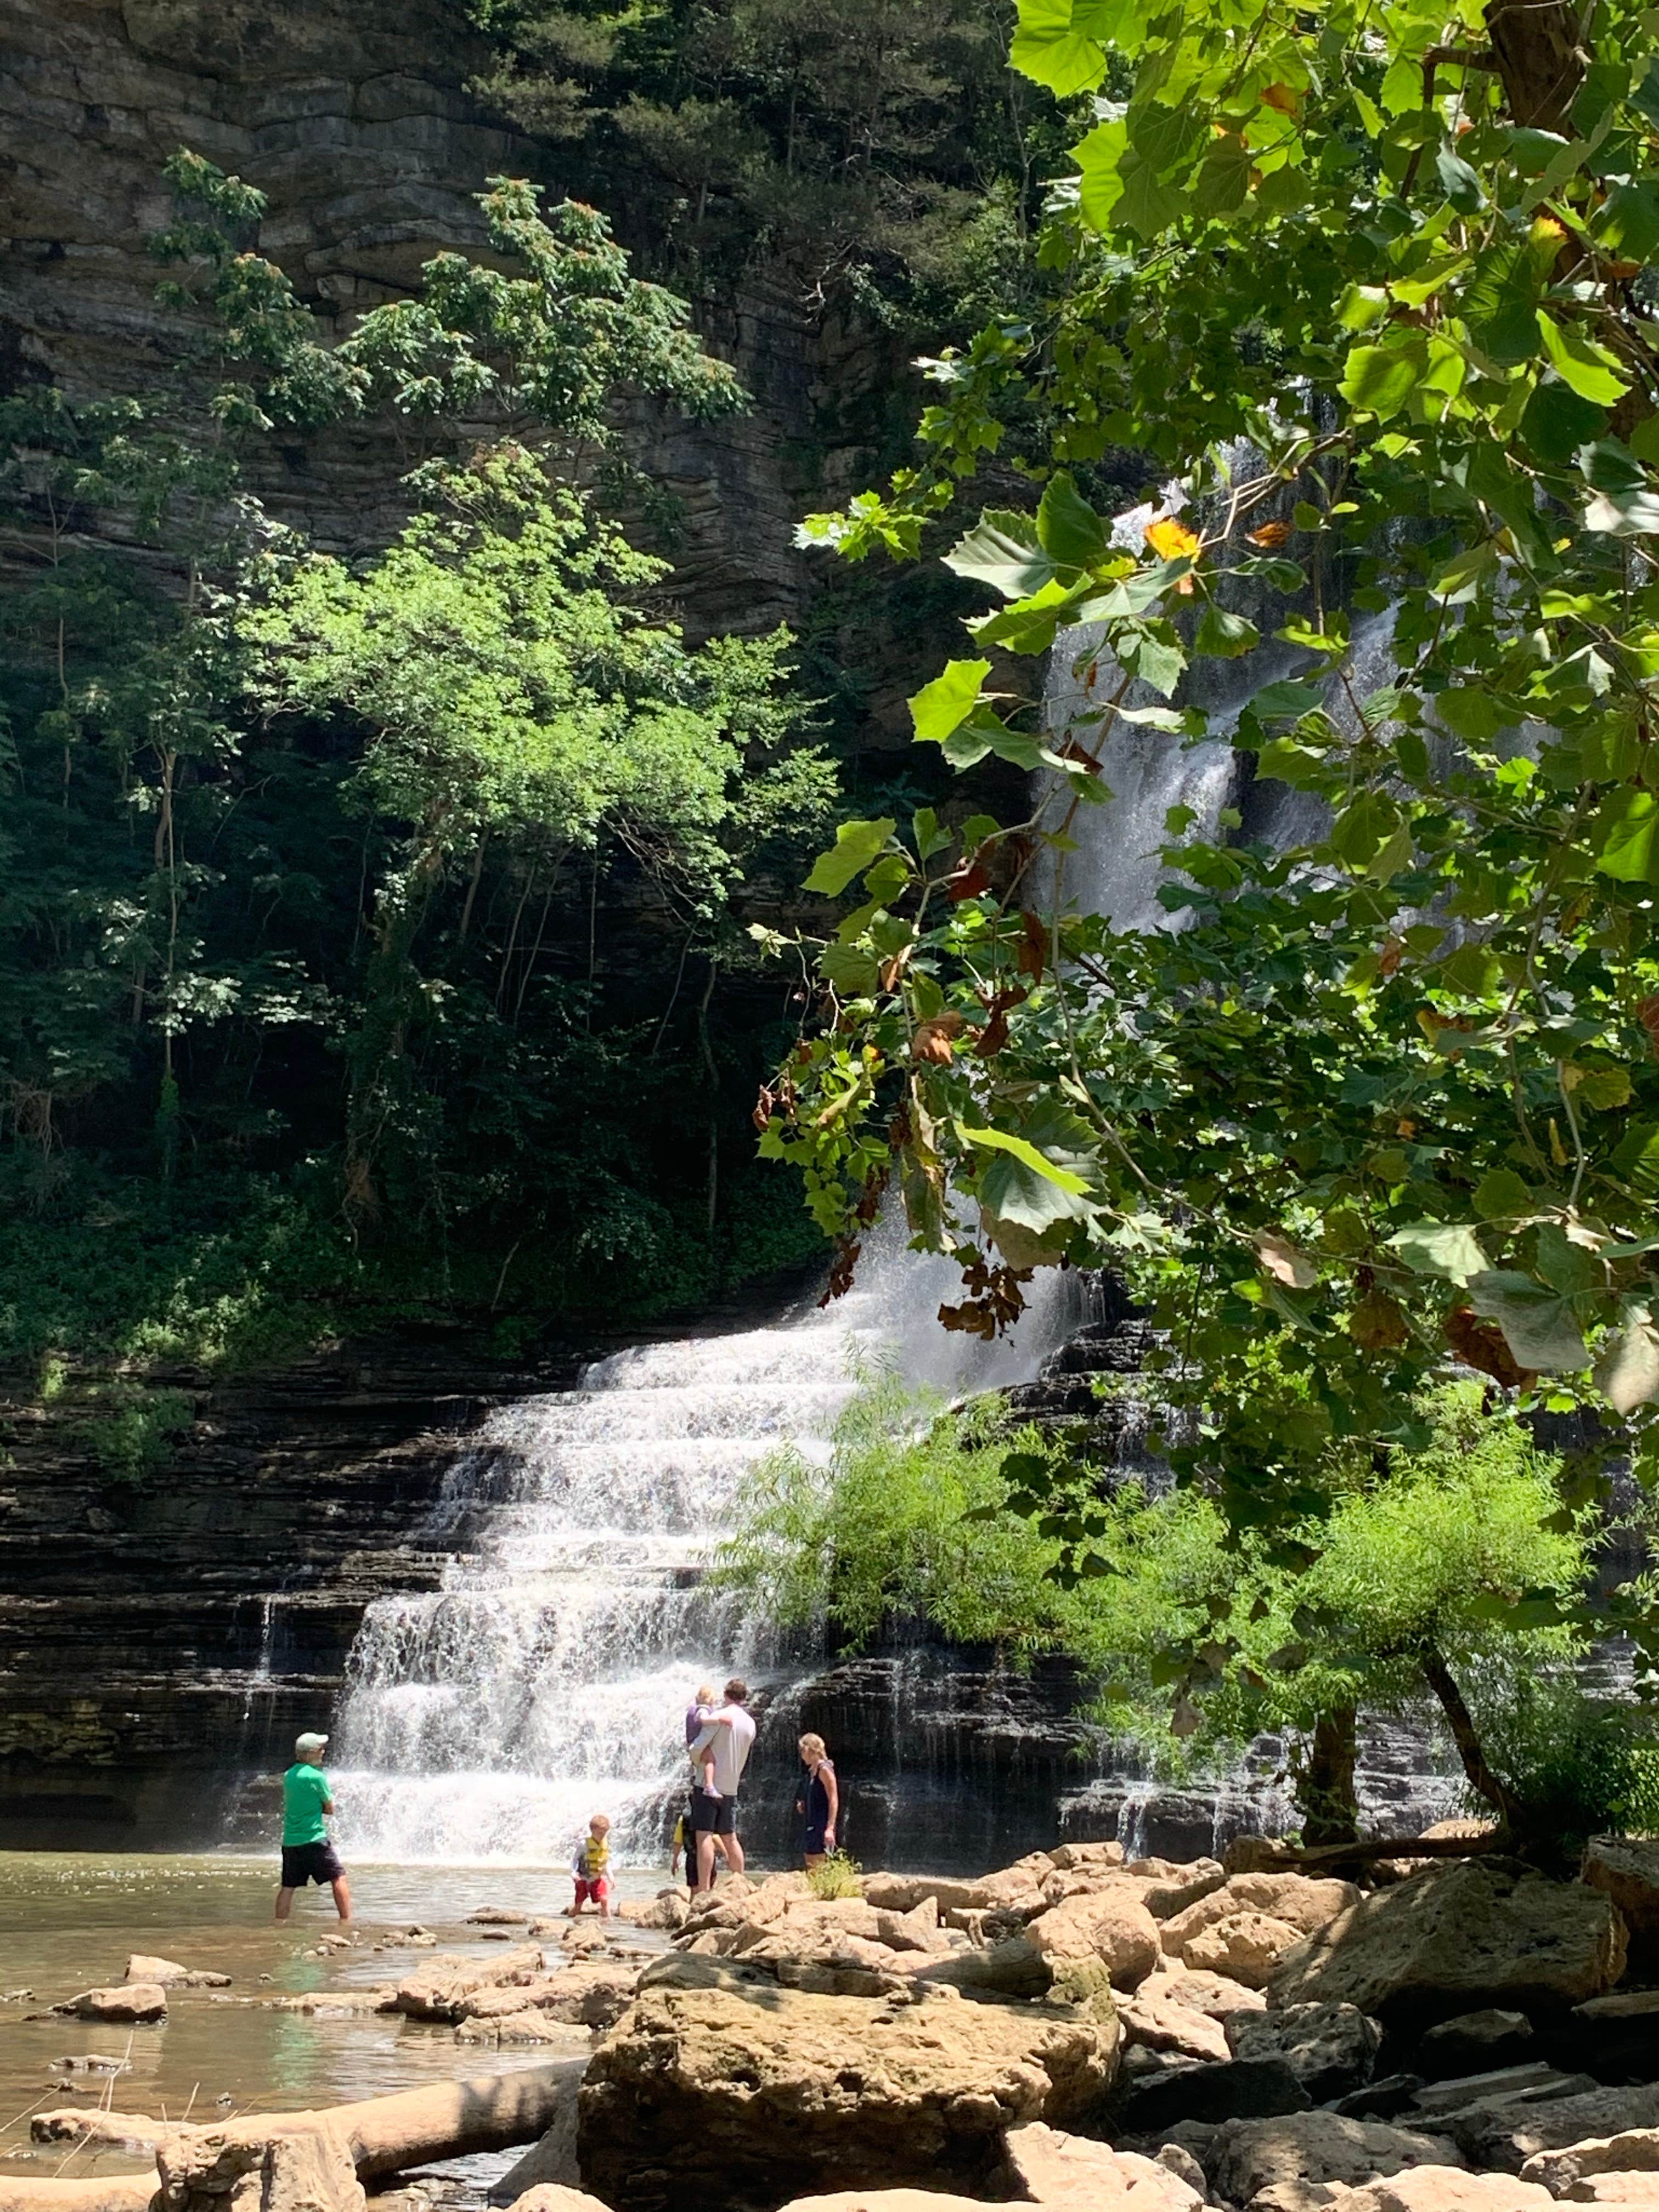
0,1853 -> 673,2195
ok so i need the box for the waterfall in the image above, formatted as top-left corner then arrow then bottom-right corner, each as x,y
329,603 -> 1425,1870
331,1220 -> 1080,1865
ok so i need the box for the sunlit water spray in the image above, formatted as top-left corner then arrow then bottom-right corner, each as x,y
331,1225 -> 1080,1865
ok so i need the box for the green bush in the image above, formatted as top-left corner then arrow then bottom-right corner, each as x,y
807,1850 -> 864,1900
70,1384 -> 196,1485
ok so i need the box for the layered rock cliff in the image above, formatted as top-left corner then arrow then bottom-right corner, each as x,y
1,0 -> 908,645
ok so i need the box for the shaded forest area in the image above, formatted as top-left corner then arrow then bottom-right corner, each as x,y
0,0 -> 1071,1373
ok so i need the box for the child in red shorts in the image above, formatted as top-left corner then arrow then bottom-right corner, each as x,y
568,1812 -> 613,1918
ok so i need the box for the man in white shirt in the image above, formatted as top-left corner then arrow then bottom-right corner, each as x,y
687,1677 -> 757,1892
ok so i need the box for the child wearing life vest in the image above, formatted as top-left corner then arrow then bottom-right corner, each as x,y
568,1813 -> 613,1918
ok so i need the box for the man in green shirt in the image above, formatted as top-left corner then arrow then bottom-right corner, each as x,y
275,1730 -> 352,1922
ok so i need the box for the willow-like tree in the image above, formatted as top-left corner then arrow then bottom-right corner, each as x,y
757,0 -> 1659,1823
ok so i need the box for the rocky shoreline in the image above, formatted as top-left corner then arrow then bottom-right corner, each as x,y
5,1831 -> 1658,2212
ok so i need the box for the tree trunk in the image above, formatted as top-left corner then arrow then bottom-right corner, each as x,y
1483,0 -> 1588,131
1420,1643 -> 1522,1830
1299,1704 -> 1360,1846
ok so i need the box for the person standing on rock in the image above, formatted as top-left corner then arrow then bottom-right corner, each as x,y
796,1732 -> 839,1870
275,1730 -> 352,1923
687,1678 -> 755,1891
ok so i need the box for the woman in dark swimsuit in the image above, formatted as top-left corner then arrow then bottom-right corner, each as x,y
795,1731 -> 839,1867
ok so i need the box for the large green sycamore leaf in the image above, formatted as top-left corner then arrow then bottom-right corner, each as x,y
805,817 -> 896,895
1389,1220 -> 1490,1285
1537,312 -> 1630,405
1594,787 -> 1659,882
944,512 -> 1057,599
955,1120 -> 1091,1192
909,659 -> 991,744
1466,1269 -> 1589,1371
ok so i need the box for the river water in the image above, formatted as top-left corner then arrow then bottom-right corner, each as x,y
0,1853 -> 672,2192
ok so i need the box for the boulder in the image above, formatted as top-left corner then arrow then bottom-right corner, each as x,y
578,1979 -> 1119,2212
1003,2121 -> 1203,2211
1521,2129 -> 1659,2198
1159,1969 -> 1267,2021
1410,2063 -> 1593,2118
1583,1841 -> 1659,1956
774,2196 -> 1000,2212
861,1857 -> 1053,1921
1115,2056 -> 1312,2134
1269,1863 -> 1628,2027
59,1984 -> 167,2024
1026,1886 -> 1162,1994
1227,1877 -> 1362,1936
393,1946 -> 544,2022
1415,2011 -> 1534,2080
1340,2170 -> 1554,2212
124,1955 -> 230,1990
1208,2113 -> 1463,2207
469,1909 -> 532,1926
1559,2180 -> 1659,2204
504,2192 -> 612,2212
1051,1843 -> 1127,1873
1562,1990 -> 1659,2081
1225,2002 -> 1382,2102
1160,1878 -> 1356,1961
1445,2086 -> 1659,2174
1120,1993 -> 1232,2064
156,2119 -> 365,2212
1184,1912 -> 1306,1989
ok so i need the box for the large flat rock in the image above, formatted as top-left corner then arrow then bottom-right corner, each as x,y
1269,1863 -> 1627,2027
578,1982 -> 1119,2212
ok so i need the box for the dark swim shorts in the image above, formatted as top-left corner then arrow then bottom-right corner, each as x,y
281,1839 -> 345,1887
689,1785 -> 737,1836
804,1821 -> 830,1854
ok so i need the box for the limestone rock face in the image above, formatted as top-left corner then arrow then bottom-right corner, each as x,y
1207,2113 -> 1463,2205
1159,1968 -> 1268,2020
61,1983 -> 167,2023
578,1981 -> 1120,2212
1269,1864 -> 1628,2025
1003,2121 -> 1204,2211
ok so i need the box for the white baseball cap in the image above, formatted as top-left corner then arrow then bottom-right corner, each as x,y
295,1731 -> 330,1758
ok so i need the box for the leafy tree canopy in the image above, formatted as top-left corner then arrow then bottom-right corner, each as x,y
755,0 -> 1659,1730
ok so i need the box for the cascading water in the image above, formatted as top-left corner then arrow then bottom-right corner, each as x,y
330,591 -> 1449,1871
331,1224 -> 1081,1865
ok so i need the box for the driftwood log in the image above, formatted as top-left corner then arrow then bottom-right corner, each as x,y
3,2058 -> 580,2212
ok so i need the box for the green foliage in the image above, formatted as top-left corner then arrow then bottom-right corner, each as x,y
465,0 -> 1062,324
807,1848 -> 864,1898
759,0 -> 1659,1764
1470,1668 -> 1659,1850
0,154 -> 837,1371
714,1375 -> 1085,1654
69,1384 -> 196,1485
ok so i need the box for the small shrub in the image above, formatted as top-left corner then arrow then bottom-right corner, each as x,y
807,1849 -> 862,1900
70,1384 -> 195,1485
